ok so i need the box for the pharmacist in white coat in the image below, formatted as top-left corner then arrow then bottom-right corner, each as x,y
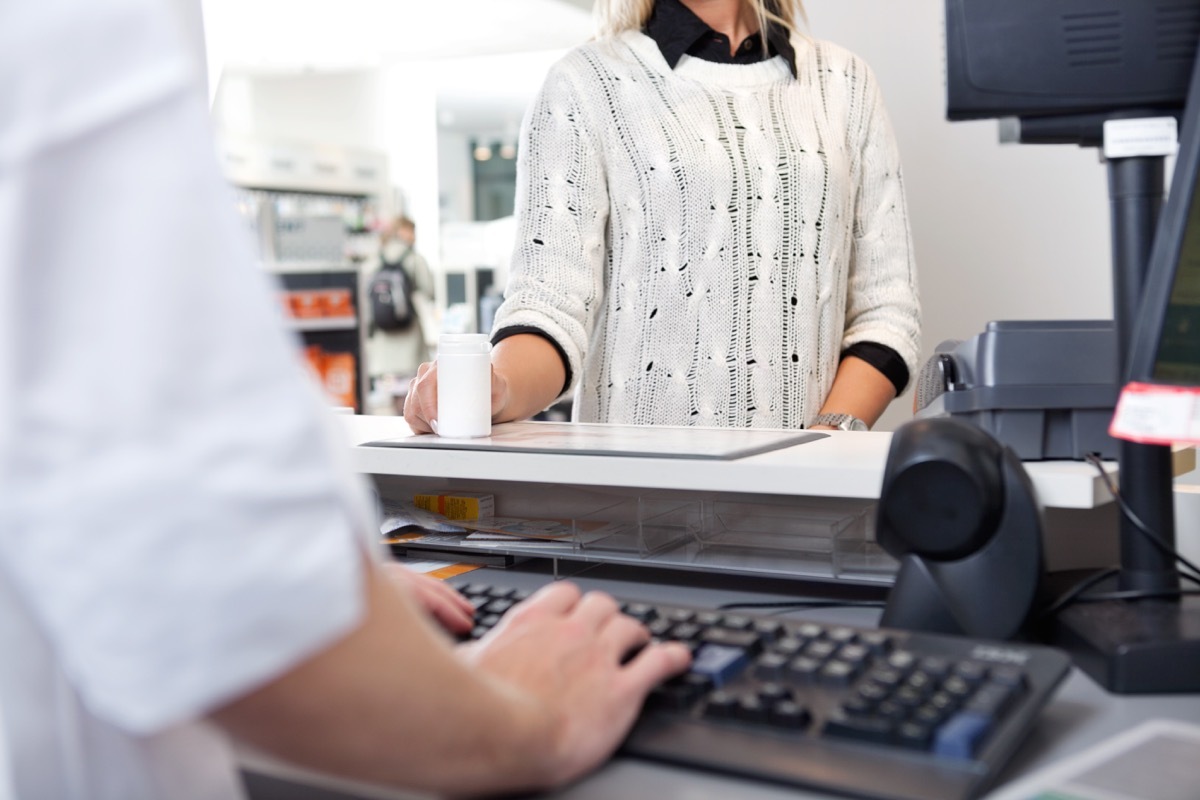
0,1 -> 689,798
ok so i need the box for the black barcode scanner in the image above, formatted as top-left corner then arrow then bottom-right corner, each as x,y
877,418 -> 1044,640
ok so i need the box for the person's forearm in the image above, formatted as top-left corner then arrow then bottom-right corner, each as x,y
816,355 -> 898,428
492,334 -> 568,423
211,564 -> 556,796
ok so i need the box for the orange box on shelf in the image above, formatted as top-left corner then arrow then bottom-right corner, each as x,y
322,351 -> 358,410
322,288 -> 354,318
288,290 -> 326,318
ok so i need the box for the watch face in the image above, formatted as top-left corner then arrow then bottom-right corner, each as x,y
815,413 -> 868,431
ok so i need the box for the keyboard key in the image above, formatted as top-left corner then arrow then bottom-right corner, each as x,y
854,681 -> 890,704
623,603 -> 657,623
912,702 -> 949,727
839,695 -> 876,717
767,700 -> 811,730
903,670 -> 936,697
886,650 -> 917,673
753,619 -> 785,641
836,644 -> 871,667
483,598 -> 514,615
895,721 -> 935,751
892,686 -> 926,709
827,626 -> 859,645
804,640 -> 838,661
757,682 -> 791,702
965,683 -> 1015,718
864,666 -> 904,689
735,694 -> 768,722
647,619 -> 674,638
953,660 -> 990,686
795,622 -> 825,640
670,622 -> 703,642
919,656 -> 952,679
692,644 -> 749,687
934,711 -> 994,759
769,637 -> 803,657
823,714 -> 895,745
700,627 -> 763,653
989,665 -> 1028,691
859,631 -> 893,655
703,690 -> 738,719
648,675 -> 709,712
786,656 -> 823,683
818,660 -> 859,687
754,652 -> 788,680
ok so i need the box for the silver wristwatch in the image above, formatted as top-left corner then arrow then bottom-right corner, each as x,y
811,413 -> 869,432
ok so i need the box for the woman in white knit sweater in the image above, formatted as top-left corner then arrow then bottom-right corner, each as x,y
406,0 -> 920,432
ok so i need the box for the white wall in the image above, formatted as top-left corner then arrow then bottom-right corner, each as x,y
805,0 -> 1114,431
213,70 -> 383,152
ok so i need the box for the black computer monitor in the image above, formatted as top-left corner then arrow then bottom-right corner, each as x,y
943,0 -> 1200,693
1127,104 -> 1200,388
946,0 -> 1200,123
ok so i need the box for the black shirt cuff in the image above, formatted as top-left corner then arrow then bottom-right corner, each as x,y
491,326 -> 573,397
841,342 -> 910,396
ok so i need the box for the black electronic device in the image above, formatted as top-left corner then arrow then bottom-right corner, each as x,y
944,0 -> 1200,693
945,0 -> 1200,125
457,581 -> 1072,800
915,321 -> 1120,461
876,419 -> 1045,641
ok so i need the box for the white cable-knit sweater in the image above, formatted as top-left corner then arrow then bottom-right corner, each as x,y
493,30 -> 921,428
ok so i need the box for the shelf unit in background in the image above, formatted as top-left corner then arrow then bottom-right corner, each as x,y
219,136 -> 390,412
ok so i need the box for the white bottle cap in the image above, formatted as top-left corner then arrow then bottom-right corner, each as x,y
438,333 -> 491,355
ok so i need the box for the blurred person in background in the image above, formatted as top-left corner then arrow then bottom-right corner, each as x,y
363,215 -> 437,414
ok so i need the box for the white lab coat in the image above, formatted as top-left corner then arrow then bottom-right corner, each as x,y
0,0 -> 376,797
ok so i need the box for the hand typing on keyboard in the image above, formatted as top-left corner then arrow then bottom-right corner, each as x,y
457,581 -> 1071,800
382,563 -> 477,634
456,581 -> 692,786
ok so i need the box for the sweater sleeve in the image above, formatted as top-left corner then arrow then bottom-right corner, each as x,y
490,57 -> 609,400
839,54 -> 922,385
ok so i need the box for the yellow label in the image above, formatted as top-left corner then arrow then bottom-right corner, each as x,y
413,493 -> 494,520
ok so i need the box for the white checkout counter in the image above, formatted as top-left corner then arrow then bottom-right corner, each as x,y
339,415 -> 1195,583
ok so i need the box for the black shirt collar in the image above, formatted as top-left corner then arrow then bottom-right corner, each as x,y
644,0 -> 797,78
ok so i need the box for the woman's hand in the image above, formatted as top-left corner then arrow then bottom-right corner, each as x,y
403,360 -> 510,434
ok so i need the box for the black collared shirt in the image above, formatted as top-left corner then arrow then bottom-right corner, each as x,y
644,0 -> 798,78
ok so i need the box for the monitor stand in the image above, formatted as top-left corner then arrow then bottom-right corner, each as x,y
1039,153 -> 1200,693
1045,577 -> 1200,693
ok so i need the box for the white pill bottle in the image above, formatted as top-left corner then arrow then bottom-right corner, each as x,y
436,333 -> 493,438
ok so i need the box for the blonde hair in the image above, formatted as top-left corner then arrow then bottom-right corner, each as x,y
594,0 -> 807,43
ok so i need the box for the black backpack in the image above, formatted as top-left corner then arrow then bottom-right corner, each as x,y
368,251 -> 416,332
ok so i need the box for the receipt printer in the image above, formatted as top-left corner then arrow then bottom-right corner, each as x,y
914,320 -> 1120,461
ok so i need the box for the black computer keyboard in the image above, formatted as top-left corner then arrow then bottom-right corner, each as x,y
455,581 -> 1072,800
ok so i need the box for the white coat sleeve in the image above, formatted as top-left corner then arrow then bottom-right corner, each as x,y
0,0 -> 372,735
